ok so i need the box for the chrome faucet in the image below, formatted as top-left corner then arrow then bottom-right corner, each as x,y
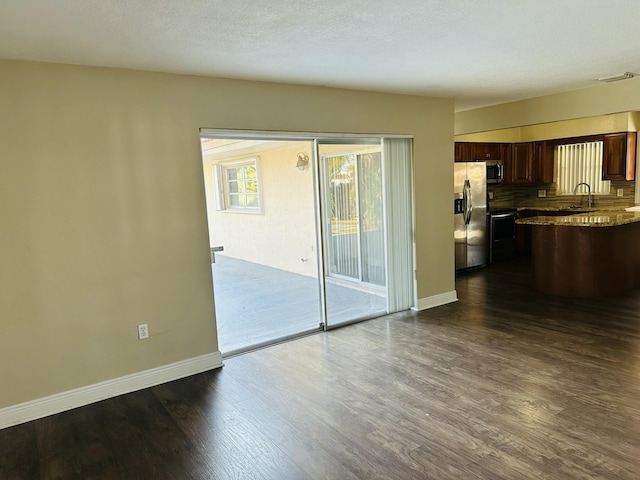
573,182 -> 592,208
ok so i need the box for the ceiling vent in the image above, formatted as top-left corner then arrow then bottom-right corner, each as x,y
596,72 -> 636,83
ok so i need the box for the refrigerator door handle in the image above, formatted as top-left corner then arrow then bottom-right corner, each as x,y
463,179 -> 473,225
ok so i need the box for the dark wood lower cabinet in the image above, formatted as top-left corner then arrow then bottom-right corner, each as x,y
517,223 -> 531,254
517,210 -> 581,255
531,222 -> 640,297
516,209 -> 538,254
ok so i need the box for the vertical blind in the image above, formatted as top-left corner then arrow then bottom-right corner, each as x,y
556,141 -> 610,195
382,138 -> 414,312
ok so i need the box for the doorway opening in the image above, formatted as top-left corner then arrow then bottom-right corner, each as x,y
200,132 -> 413,356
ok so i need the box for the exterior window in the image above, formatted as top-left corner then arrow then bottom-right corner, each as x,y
214,158 -> 262,212
556,141 -> 610,195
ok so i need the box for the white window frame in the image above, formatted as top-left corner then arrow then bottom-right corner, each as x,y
213,157 -> 263,213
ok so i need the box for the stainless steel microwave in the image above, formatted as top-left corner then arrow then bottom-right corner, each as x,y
486,160 -> 504,183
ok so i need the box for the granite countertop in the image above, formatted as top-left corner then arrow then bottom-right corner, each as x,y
516,209 -> 640,227
516,206 -> 629,212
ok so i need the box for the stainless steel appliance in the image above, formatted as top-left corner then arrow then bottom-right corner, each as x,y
486,159 -> 504,183
489,209 -> 518,263
454,162 -> 487,271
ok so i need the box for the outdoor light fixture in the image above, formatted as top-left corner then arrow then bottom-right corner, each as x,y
296,152 -> 309,171
596,72 -> 637,83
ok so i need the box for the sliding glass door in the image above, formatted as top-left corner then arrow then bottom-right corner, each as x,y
200,131 -> 413,354
318,141 -> 388,327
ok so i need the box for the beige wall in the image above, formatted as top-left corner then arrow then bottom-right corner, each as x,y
456,113 -> 635,143
455,79 -> 640,135
0,59 -> 454,409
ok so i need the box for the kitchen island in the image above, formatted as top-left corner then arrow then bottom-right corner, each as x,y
517,209 -> 640,297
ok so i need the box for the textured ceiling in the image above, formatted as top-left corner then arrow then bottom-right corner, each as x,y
1,0 -> 640,111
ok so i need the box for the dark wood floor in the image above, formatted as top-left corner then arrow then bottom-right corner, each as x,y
2,259 -> 640,479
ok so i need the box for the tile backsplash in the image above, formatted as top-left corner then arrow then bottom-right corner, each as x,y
488,180 -> 636,210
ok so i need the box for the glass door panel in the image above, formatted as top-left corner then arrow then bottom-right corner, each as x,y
323,153 -> 360,280
358,151 -> 385,286
318,141 -> 388,327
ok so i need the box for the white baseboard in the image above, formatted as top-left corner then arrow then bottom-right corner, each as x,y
0,351 -> 223,430
413,290 -> 458,311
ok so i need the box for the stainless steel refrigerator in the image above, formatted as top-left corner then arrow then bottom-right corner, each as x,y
454,162 -> 487,271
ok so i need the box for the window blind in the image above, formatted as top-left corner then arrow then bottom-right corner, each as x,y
556,141 -> 610,195
382,138 -> 414,312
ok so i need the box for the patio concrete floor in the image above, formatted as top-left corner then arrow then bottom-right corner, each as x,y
212,255 -> 387,354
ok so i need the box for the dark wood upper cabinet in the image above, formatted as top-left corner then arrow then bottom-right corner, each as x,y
500,141 -> 552,184
501,143 -> 512,184
471,143 -> 501,161
532,141 -> 554,184
511,143 -> 533,183
454,142 -> 501,161
603,132 -> 636,181
455,133 -> 634,182
454,142 -> 471,162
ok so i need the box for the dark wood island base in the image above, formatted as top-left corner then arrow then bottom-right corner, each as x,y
531,221 -> 640,297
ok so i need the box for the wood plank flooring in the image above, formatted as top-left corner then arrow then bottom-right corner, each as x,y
2,258 -> 640,479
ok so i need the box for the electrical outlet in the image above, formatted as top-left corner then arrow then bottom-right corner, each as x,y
488,192 -> 494,200
617,188 -> 624,197
138,323 -> 149,340
538,190 -> 547,198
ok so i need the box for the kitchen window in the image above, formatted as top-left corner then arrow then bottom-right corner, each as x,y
555,141 -> 610,195
214,157 -> 262,212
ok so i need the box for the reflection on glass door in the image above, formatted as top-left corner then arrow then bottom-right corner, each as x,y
319,141 -> 388,327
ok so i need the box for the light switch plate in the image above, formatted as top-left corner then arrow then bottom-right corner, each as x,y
538,190 -> 547,198
488,192 -> 494,200
617,188 -> 624,197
